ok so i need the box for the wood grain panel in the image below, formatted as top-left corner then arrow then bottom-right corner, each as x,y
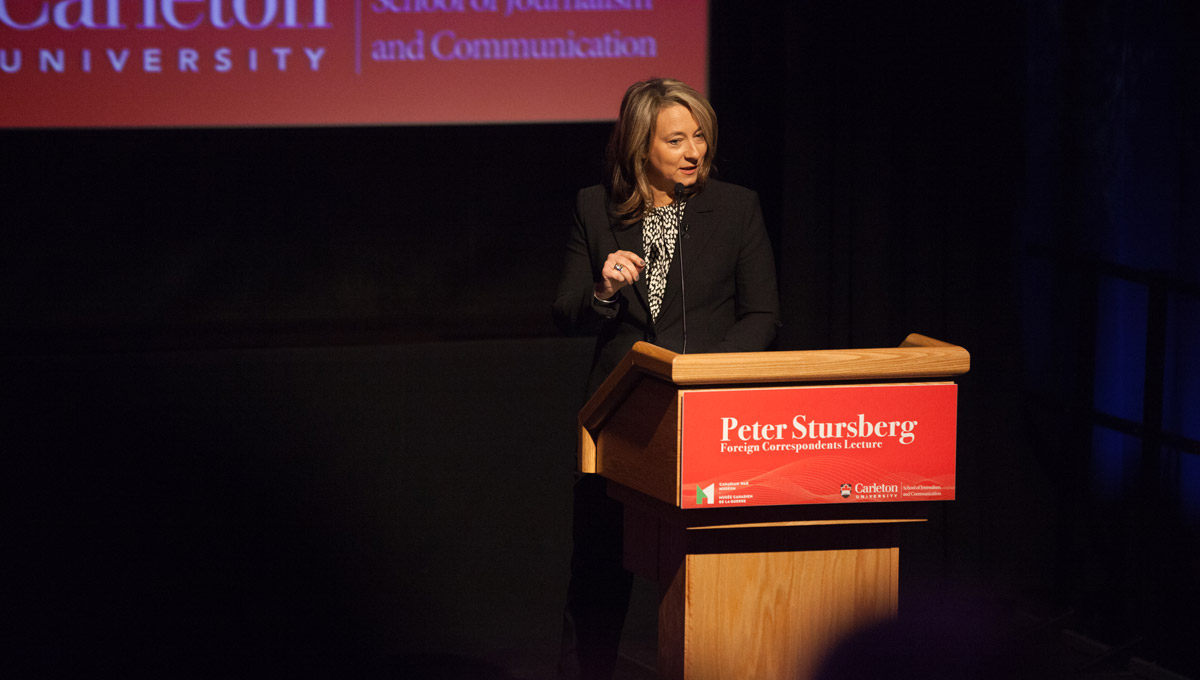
596,378 -> 680,505
668,344 -> 969,385
677,547 -> 898,680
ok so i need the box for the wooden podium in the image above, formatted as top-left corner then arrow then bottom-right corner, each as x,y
577,334 -> 970,680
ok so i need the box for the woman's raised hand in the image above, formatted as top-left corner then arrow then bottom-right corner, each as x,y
594,250 -> 645,301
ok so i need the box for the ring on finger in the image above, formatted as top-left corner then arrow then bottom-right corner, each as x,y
614,264 -> 624,272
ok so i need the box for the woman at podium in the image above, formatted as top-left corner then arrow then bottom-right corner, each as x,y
553,77 -> 780,679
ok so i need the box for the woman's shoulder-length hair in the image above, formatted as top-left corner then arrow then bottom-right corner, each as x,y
604,78 -> 718,225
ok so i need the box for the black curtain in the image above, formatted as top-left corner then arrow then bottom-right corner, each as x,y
744,1 -> 1198,672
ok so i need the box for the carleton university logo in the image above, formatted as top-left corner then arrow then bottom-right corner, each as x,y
840,483 -> 852,499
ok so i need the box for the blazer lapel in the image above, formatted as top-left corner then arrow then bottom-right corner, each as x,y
609,215 -> 653,319
658,186 -> 717,316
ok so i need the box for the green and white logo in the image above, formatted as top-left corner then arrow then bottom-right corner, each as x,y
696,483 -> 715,505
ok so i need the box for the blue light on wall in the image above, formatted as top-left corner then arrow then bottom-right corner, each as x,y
1092,276 -> 1147,424
1180,450 -> 1200,523
1163,294 -> 1200,443
1091,426 -> 1139,500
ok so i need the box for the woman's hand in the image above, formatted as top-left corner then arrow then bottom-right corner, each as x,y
594,250 -> 645,301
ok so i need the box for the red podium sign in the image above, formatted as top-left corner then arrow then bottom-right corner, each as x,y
680,383 -> 957,508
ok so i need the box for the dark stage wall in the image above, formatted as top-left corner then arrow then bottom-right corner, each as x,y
6,338 -> 592,676
3,1 -> 1198,677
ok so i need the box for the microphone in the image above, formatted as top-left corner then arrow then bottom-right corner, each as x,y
674,183 -> 689,354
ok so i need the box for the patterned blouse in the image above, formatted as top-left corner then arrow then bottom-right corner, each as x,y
641,200 -> 687,321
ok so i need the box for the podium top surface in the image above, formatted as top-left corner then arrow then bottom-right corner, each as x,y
580,333 -> 969,431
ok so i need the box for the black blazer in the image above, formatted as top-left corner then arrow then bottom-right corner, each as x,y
553,179 -> 780,398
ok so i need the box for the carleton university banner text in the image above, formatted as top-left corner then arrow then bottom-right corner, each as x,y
0,0 -> 707,127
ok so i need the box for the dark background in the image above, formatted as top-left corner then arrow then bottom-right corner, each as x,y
3,1 -> 1198,677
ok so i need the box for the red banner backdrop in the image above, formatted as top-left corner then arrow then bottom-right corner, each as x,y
681,383 -> 958,508
0,0 -> 708,128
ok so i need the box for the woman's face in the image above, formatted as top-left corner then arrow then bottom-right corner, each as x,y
645,104 -> 707,202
